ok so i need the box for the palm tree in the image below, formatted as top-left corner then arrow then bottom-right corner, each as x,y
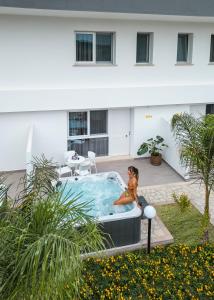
0,156 -> 104,300
171,113 -> 214,240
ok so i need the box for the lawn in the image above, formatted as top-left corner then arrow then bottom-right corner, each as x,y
155,203 -> 214,245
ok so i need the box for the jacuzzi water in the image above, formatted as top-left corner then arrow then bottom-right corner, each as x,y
59,173 -> 134,218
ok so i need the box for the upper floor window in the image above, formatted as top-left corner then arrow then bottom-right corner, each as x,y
136,33 -> 153,64
176,33 -> 193,64
210,34 -> 214,63
76,32 -> 114,64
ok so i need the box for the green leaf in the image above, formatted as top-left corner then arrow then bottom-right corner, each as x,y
171,113 -> 214,221
0,155 -> 104,300
137,143 -> 149,155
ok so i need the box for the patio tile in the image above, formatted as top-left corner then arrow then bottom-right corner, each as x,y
97,158 -> 184,187
0,170 -> 25,200
139,181 -> 214,225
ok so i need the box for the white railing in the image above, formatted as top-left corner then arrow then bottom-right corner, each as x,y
26,125 -> 34,178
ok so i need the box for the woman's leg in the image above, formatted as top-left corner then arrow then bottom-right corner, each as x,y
114,194 -> 134,205
113,192 -> 125,205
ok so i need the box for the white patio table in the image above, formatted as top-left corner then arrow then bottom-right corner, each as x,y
66,155 -> 85,172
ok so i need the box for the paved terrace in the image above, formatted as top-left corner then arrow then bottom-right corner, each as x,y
2,157 -> 184,199
2,158 -> 213,224
1,158 -> 213,253
97,157 -> 184,187
97,157 -> 214,225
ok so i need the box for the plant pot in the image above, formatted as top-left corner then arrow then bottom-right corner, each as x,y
150,154 -> 162,166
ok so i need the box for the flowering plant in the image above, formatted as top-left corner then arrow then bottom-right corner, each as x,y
79,244 -> 214,299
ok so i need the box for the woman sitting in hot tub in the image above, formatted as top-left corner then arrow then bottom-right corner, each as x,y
114,166 -> 139,205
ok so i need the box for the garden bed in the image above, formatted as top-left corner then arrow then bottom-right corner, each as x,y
80,244 -> 214,299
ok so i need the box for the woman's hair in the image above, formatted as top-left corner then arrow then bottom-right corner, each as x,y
128,166 -> 139,181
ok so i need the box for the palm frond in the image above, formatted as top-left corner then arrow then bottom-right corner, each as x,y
0,156 -> 104,300
171,113 -> 214,220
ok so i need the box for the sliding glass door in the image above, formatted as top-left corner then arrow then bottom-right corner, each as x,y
68,110 -> 108,156
68,137 -> 108,157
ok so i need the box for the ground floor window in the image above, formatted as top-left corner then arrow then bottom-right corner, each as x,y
206,104 -> 214,114
68,137 -> 108,157
68,110 -> 108,156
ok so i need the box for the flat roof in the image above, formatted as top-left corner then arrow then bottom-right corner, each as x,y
0,0 -> 214,17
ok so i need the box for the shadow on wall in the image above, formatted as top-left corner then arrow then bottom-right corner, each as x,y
160,118 -> 188,179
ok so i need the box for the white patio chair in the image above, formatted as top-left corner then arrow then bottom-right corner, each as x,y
56,166 -> 72,178
64,151 -> 75,163
88,151 -> 97,173
75,160 -> 91,176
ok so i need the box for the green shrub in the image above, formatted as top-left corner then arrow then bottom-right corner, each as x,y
0,156 -> 104,300
172,192 -> 191,212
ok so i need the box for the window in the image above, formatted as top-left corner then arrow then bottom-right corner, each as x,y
76,32 -> 114,64
210,35 -> 214,63
206,104 -> 214,114
90,110 -> 107,135
176,33 -> 193,63
68,137 -> 108,157
69,112 -> 87,136
76,33 -> 93,62
68,110 -> 108,156
96,33 -> 113,62
69,110 -> 108,137
136,33 -> 153,64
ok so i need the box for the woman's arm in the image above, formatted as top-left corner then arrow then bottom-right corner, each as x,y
133,186 -> 138,200
128,179 -> 138,200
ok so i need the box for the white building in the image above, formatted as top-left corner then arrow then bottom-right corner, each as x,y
0,0 -> 213,177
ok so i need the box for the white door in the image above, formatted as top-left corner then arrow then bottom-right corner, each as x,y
108,108 -> 130,156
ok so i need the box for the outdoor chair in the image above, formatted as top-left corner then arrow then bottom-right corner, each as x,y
88,151 -> 97,173
75,160 -> 91,176
64,151 -> 75,163
56,166 -> 72,178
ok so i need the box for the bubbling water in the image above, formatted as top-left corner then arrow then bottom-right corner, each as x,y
60,175 -> 134,217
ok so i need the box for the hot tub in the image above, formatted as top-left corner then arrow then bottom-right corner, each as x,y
59,172 -> 142,248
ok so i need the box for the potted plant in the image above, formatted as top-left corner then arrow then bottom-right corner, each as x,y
137,135 -> 168,166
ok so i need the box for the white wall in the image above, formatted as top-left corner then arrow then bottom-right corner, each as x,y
0,104 -> 208,172
159,104 -> 207,178
159,118 -> 187,178
0,111 -> 67,171
190,104 -> 206,117
0,14 -> 213,113
108,108 -> 130,156
131,104 -> 191,177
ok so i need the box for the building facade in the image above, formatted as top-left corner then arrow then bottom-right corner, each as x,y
0,0 -> 214,177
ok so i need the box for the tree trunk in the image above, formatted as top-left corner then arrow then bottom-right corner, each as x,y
204,185 -> 210,216
202,185 -> 210,243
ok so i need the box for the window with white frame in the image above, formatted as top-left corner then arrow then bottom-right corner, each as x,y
69,110 -> 108,137
68,110 -> 108,156
75,32 -> 114,64
210,34 -> 214,63
136,33 -> 153,64
176,33 -> 193,63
